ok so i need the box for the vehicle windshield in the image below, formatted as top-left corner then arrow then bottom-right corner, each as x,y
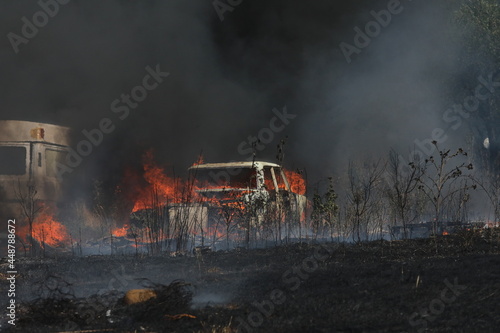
191,167 -> 257,189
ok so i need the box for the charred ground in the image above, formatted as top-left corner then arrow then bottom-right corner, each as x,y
1,230 -> 499,332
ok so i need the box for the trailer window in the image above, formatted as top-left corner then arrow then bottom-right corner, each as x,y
46,149 -> 67,178
0,146 -> 27,175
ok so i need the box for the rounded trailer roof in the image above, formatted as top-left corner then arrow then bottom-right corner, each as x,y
0,120 -> 71,146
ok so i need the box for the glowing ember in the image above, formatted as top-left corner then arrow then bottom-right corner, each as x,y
204,225 -> 229,242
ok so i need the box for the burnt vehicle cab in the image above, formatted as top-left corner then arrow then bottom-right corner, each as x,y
191,161 -> 287,200
187,161 -> 307,227
129,160 -> 307,249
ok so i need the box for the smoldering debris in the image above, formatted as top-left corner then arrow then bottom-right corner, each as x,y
6,279 -> 194,332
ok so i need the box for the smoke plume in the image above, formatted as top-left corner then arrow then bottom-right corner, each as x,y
0,0 -> 468,193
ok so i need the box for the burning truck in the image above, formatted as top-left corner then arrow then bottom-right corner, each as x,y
129,159 -> 307,251
186,160 -> 307,229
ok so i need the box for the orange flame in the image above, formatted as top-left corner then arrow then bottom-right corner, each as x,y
19,204 -> 70,247
284,170 -> 306,195
131,150 -> 185,212
191,154 -> 204,167
112,225 -> 129,237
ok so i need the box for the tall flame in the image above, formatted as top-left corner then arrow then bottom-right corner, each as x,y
130,150 -> 185,212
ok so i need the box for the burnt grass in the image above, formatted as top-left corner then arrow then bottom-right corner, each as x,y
1,230 -> 500,332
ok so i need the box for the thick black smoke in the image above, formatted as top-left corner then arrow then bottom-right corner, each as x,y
0,0 -> 468,197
